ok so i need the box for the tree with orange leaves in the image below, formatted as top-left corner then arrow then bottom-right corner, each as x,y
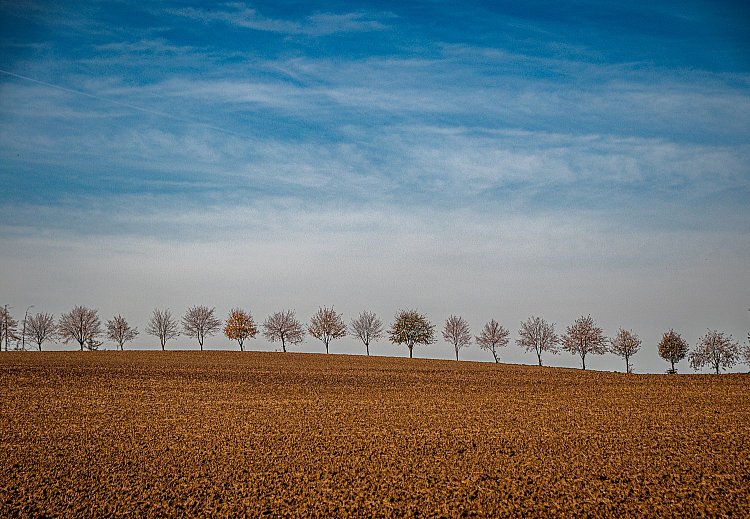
224,308 -> 258,351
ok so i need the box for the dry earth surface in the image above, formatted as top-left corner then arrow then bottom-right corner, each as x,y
1,351 -> 749,517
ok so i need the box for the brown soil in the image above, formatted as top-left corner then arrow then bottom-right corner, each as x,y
1,351 -> 748,517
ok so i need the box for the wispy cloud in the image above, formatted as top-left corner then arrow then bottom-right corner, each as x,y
1,0 -> 748,368
168,3 -> 390,36
95,39 -> 197,55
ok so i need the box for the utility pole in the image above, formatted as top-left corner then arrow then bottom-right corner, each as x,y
21,305 -> 33,351
1,305 -> 9,352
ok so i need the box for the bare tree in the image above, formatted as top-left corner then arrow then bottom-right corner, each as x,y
1,305 -> 19,352
388,310 -> 435,359
308,306 -> 347,354
262,310 -> 304,352
350,311 -> 383,356
658,329 -> 688,373
443,315 -> 471,361
106,315 -> 139,350
26,312 -> 57,351
609,328 -> 641,373
517,316 -> 559,366
224,308 -> 258,351
742,338 -> 750,371
85,336 -> 104,350
689,330 -> 740,374
561,315 -> 607,370
182,306 -> 222,350
58,305 -> 103,351
475,319 -> 510,363
146,308 -> 179,350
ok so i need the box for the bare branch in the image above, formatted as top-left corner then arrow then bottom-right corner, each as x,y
742,339 -> 750,370
689,330 -> 739,374
308,306 -> 346,354
262,310 -> 304,352
349,311 -> 383,356
26,312 -> 57,351
57,306 -> 103,351
516,316 -> 559,366
442,315 -> 471,361
475,319 -> 510,363
0,306 -> 20,352
561,315 -> 607,370
146,308 -> 179,350
182,306 -> 222,350
106,315 -> 139,351
609,328 -> 641,373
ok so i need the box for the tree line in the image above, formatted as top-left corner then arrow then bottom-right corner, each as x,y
1,304 -> 748,374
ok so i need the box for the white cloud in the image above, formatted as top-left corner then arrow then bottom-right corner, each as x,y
2,5 -> 749,370
95,39 -> 197,55
168,4 -> 389,36
2,76 -> 748,224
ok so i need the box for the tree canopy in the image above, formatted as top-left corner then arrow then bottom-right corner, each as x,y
308,307 -> 346,354
561,315 -> 607,370
224,308 -> 258,351
476,319 -> 510,363
388,310 -> 435,359
658,329 -> 688,373
689,330 -> 739,374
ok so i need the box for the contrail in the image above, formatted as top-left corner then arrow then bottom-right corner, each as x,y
0,68 -> 247,138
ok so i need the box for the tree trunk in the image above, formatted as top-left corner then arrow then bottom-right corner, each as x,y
199,336 -> 203,351
493,352 -> 499,363
715,363 -> 720,375
366,343 -> 369,356
537,352 -> 542,366
38,342 -> 42,352
281,338 -> 286,353
325,342 -> 329,354
21,314 -> 27,351
625,356 -> 630,374
239,340 -> 244,352
455,348 -> 459,361
581,354 -> 586,370
161,340 -> 165,351
671,359 -> 675,372
79,340 -> 84,351
409,345 -> 413,358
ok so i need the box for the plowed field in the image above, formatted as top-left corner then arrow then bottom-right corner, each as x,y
1,352 -> 748,516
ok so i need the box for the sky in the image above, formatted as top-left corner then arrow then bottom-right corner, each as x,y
1,1 -> 749,372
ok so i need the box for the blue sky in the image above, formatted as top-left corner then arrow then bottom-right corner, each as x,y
1,1 -> 749,371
